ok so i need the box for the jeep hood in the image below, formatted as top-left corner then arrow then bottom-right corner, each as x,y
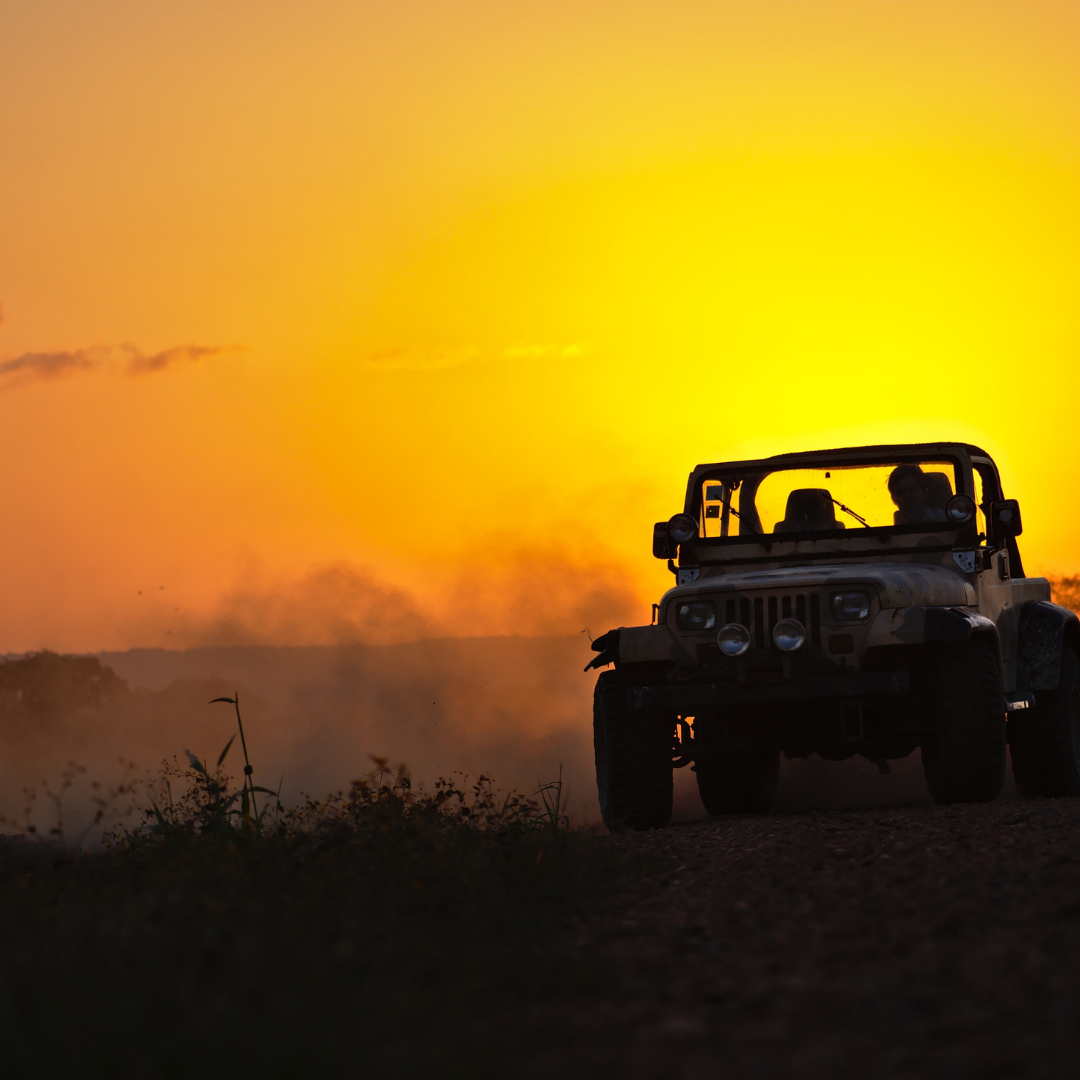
665,561 -> 976,610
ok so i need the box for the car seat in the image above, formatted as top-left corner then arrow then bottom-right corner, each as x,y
774,488 -> 844,533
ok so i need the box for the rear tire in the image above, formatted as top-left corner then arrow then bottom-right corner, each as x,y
1009,648 -> 1080,798
920,641 -> 1006,804
694,749 -> 779,815
593,670 -> 673,831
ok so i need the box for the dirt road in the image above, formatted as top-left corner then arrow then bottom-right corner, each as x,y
524,797 -> 1080,1079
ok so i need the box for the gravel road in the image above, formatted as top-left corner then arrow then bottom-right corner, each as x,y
525,797 -> 1080,1079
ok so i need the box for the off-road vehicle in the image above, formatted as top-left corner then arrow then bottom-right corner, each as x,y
586,443 -> 1079,829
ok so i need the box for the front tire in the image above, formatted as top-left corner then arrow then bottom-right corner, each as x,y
593,670 -> 673,831
920,641 -> 1006,804
1009,648 -> 1080,798
694,749 -> 779,815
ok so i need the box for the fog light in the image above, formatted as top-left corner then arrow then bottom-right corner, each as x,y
667,513 -> 698,544
945,494 -> 977,524
717,623 -> 751,657
772,618 -> 806,652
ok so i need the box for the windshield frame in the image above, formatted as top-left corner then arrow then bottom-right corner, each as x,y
684,449 -> 972,549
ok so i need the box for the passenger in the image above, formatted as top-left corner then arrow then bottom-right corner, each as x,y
888,464 -> 948,525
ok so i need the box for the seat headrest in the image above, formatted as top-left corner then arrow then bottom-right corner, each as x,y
923,472 -> 953,511
775,488 -> 840,533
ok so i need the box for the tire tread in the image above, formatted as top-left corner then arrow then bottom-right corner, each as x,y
1010,648 -> 1080,798
921,641 -> 1006,804
593,671 -> 673,830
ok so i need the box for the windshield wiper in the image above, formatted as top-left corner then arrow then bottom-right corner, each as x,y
726,504 -> 762,534
831,498 -> 870,528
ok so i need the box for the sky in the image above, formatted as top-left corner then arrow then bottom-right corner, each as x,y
1,0 -> 1078,652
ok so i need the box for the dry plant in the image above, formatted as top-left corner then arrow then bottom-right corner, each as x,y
1,758 -> 139,849
129,691 -> 283,844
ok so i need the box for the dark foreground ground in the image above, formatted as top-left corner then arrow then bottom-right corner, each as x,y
543,798 -> 1080,1079
3,793 -> 1079,1078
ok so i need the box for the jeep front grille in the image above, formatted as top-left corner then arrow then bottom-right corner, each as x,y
720,592 -> 822,649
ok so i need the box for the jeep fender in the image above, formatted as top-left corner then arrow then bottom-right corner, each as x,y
868,606 -> 999,655
1016,600 -> 1080,691
924,608 -> 999,647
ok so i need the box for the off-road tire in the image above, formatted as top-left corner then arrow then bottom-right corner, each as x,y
920,641 -> 1006,804
593,670 -> 673,831
1009,648 -> 1080,799
694,750 -> 780,815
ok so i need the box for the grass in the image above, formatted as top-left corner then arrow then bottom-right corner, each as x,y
0,695 -> 638,1078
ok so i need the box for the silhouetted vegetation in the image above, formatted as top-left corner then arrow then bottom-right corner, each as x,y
0,714 -> 638,1077
0,650 -> 128,717
1050,574 -> 1080,615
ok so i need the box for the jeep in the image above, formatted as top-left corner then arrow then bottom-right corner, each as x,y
586,443 -> 1080,829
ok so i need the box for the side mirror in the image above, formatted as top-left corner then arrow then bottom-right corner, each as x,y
990,499 -> 1022,539
652,522 -> 676,560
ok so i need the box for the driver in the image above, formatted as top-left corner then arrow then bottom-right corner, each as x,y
888,464 -> 947,524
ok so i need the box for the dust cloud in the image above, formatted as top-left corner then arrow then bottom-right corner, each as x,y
130,538 -> 646,650
167,565 -> 433,648
0,636 -> 961,842
0,545 -> 647,837
2,555 -> 1040,837
0,639 -> 601,837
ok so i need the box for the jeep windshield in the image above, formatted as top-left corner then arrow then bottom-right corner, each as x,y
700,459 -> 962,539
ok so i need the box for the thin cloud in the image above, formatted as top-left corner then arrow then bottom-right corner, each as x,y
0,349 -> 99,387
0,342 -> 222,391
125,344 -> 220,376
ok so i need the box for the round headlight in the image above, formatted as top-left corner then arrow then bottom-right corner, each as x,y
667,513 -> 698,545
717,622 -> 751,657
772,618 -> 806,652
945,494 -> 977,524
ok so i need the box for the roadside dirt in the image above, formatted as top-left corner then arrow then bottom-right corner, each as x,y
523,797 -> 1080,1079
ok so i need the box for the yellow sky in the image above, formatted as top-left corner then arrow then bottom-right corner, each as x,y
1,1 -> 1078,651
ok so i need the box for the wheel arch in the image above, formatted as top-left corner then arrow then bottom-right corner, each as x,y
925,608 -> 1001,660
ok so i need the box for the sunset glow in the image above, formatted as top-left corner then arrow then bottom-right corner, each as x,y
2,1 -> 1078,651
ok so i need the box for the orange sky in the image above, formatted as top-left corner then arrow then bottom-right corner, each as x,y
1,1 -> 1079,652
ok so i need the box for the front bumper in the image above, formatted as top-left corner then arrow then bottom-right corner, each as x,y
628,670 -> 910,711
